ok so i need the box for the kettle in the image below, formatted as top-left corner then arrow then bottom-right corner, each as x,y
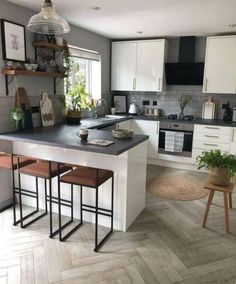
129,102 -> 140,115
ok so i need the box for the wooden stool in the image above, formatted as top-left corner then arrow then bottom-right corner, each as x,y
202,182 -> 234,233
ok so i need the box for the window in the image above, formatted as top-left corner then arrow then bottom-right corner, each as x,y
66,46 -> 101,100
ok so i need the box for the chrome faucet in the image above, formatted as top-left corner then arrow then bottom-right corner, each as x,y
94,98 -> 107,118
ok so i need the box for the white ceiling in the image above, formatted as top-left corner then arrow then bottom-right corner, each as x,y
7,0 -> 236,39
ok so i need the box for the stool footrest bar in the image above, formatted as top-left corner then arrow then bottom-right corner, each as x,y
60,221 -> 83,242
94,230 -> 113,252
22,211 -> 48,228
50,219 -> 74,238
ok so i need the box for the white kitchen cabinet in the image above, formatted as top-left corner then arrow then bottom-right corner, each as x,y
136,40 -> 166,92
230,128 -> 236,154
111,42 -> 137,91
192,124 -> 231,161
203,36 -> 236,94
131,120 -> 159,159
111,39 -> 166,92
117,120 -> 131,130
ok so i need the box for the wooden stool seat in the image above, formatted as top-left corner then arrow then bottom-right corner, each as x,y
0,154 -> 36,170
202,182 -> 234,233
59,166 -> 113,187
19,161 -> 71,179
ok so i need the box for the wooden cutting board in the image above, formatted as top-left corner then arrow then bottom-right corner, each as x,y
15,87 -> 33,130
202,97 -> 216,119
39,92 -> 55,127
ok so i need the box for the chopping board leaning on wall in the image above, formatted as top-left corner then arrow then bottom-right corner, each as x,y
39,92 -> 55,127
15,87 -> 33,130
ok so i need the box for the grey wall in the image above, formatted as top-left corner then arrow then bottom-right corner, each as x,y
123,37 -> 236,119
0,0 -> 111,133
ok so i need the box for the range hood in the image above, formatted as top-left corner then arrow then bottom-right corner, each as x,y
165,37 -> 204,86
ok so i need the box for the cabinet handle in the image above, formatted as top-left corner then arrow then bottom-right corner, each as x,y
204,78 -> 208,92
158,78 -> 161,91
205,126 -> 219,130
204,135 -> 219,138
204,143 -> 218,147
133,78 -> 136,91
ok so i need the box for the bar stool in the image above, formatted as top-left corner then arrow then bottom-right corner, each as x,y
57,165 -> 114,252
202,182 -> 234,233
17,158 -> 71,237
0,153 -> 36,224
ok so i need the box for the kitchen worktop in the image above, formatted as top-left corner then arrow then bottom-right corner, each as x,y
127,114 -> 236,127
0,124 -> 148,156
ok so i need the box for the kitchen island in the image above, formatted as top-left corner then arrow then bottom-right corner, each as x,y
0,124 -> 148,232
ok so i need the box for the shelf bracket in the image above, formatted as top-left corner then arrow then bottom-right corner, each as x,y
4,74 -> 14,96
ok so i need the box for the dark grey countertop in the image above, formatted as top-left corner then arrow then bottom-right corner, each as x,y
0,124 -> 148,156
128,114 -> 236,127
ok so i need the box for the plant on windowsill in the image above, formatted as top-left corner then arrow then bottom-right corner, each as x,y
10,107 -> 24,131
66,82 -> 94,124
196,150 -> 236,186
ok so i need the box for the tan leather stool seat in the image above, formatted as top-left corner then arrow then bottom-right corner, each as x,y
19,161 -> 71,179
0,154 -> 36,170
60,165 -> 113,187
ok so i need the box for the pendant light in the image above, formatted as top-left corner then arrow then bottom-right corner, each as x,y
27,0 -> 70,35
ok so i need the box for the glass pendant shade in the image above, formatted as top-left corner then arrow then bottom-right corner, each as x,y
27,0 -> 70,35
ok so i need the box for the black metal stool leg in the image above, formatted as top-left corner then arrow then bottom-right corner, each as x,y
80,186 -> 83,224
36,177 -> 39,211
94,186 -> 99,252
44,179 -> 48,214
71,184 -> 73,221
111,174 -> 114,232
11,155 -> 17,226
17,158 -> 23,228
58,176 -> 62,241
49,162 -> 53,238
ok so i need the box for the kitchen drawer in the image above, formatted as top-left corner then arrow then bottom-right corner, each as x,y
194,124 -> 232,136
193,141 -> 230,152
194,132 -> 231,144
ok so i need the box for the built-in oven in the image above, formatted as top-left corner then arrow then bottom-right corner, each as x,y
158,121 -> 194,157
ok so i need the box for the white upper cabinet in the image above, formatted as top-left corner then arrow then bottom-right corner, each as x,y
203,36 -> 236,94
111,42 -> 137,91
111,39 -> 166,92
136,40 -> 166,92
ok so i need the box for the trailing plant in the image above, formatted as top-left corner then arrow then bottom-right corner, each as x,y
66,83 -> 94,113
196,150 -> 236,177
63,39 -> 72,94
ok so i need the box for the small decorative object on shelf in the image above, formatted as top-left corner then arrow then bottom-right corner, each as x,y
197,150 -> 236,186
24,57 -> 38,71
178,94 -> 192,119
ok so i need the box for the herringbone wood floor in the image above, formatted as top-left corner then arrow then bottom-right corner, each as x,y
1,165 -> 236,284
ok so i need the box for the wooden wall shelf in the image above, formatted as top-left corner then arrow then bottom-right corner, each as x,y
32,41 -> 66,51
2,69 -> 67,78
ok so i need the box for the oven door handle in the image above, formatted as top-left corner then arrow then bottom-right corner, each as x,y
160,130 -> 193,135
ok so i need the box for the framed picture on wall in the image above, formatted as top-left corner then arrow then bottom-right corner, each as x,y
112,94 -> 127,114
1,19 -> 26,62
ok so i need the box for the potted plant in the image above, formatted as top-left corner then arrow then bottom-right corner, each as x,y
11,107 -> 24,131
66,82 -> 94,124
196,150 -> 236,185
177,94 -> 192,119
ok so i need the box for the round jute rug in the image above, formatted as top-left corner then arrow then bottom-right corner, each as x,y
147,176 -> 208,201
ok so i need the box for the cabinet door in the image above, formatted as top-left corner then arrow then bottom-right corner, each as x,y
136,40 -> 166,92
117,120 -> 131,130
203,36 -> 236,94
230,128 -> 236,154
111,42 -> 137,91
131,120 -> 159,159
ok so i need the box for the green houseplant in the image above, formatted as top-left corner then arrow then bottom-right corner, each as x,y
11,107 -> 24,131
196,150 -> 236,185
178,94 -> 192,119
66,82 -> 94,124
